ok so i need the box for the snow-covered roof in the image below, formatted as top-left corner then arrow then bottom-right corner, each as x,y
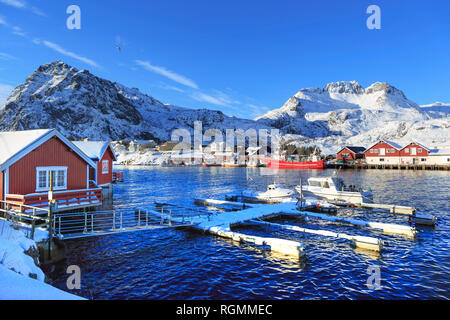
429,149 -> 450,156
73,141 -> 117,161
337,146 -> 366,154
401,142 -> 430,151
0,129 -> 96,170
0,129 -> 52,165
383,140 -> 403,150
365,140 -> 403,152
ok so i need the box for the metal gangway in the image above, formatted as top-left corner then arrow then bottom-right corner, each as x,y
1,200 -> 214,241
51,202 -> 213,240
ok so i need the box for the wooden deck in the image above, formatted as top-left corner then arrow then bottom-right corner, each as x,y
329,163 -> 450,171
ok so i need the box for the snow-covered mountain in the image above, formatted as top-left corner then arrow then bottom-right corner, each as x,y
256,81 -> 449,153
0,61 -> 268,141
0,62 -> 448,155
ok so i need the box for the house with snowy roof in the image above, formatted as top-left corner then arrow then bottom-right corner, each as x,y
364,140 -> 403,164
0,129 -> 102,211
336,146 -> 366,162
72,141 -> 119,198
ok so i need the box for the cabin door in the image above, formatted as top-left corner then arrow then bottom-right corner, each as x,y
379,148 -> 385,156
411,148 -> 417,155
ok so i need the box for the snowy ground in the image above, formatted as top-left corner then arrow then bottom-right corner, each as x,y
0,219 -> 84,300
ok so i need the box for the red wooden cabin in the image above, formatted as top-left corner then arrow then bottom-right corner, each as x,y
364,140 -> 403,164
0,129 -> 102,211
399,142 -> 430,164
336,146 -> 366,162
72,141 -> 118,186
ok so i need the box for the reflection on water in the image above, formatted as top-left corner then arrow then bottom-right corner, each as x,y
49,167 -> 450,299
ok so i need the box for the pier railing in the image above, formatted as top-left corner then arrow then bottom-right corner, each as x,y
52,207 -> 196,239
0,200 -> 50,240
112,171 -> 124,183
4,187 -> 103,212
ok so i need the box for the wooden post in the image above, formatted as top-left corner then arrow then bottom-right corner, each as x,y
299,178 -> 303,209
48,171 -> 54,260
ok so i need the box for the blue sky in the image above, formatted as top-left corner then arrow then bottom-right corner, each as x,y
0,0 -> 449,119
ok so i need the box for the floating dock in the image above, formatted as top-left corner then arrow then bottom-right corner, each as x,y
137,205 -> 306,258
137,199 -> 418,259
243,219 -> 383,252
331,201 -> 436,226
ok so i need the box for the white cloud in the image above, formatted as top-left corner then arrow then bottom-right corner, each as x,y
0,0 -> 46,17
12,25 -> 26,37
247,103 -> 271,118
159,83 -> 186,93
0,51 -> 17,60
41,40 -> 100,68
136,60 -> 199,89
191,90 -> 237,107
0,0 -> 25,8
0,15 -> 8,26
0,83 -> 14,110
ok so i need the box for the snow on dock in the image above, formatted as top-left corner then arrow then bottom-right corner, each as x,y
243,220 -> 383,252
137,199 -> 417,258
136,204 -> 307,258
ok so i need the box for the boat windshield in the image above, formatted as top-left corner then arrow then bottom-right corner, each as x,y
308,179 -> 322,187
333,178 -> 345,191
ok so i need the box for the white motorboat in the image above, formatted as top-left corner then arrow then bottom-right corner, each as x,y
295,176 -> 373,204
241,184 -> 296,203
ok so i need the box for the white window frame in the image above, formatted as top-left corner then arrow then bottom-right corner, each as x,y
102,160 -> 109,174
35,166 -> 68,192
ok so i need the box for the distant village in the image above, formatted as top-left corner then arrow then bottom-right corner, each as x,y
1,129 -> 449,214
112,138 -> 450,167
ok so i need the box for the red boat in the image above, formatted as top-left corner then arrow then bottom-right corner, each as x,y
266,159 -> 326,169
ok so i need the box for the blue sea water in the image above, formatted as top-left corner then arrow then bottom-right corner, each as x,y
50,167 -> 450,299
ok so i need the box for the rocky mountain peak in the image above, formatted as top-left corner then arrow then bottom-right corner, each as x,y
323,81 -> 364,94
365,82 -> 406,98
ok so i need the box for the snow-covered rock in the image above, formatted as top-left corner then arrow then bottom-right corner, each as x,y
256,81 -> 449,154
0,61 -> 269,142
0,63 -> 448,156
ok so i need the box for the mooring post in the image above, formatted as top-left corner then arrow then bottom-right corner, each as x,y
30,208 -> 37,240
48,171 -> 55,261
138,209 -> 141,227
113,212 -> 116,230
58,216 -> 62,237
145,210 -> 148,228
83,210 -> 87,233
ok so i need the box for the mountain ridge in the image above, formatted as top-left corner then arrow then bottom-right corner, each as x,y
0,61 -> 448,153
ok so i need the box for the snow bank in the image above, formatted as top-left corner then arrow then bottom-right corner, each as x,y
0,219 -> 84,300
0,220 -> 46,281
0,266 -> 84,300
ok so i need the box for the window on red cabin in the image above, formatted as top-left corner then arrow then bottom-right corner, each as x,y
405,148 -> 409,153
102,160 -> 109,174
418,148 -> 422,153
36,167 -> 67,192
